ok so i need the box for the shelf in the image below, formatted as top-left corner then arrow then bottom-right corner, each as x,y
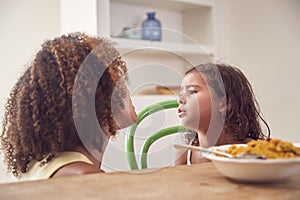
110,0 -> 214,49
171,0 -> 213,7
111,0 -> 213,10
112,38 -> 214,56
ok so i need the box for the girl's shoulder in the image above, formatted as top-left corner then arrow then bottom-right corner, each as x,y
239,138 -> 254,144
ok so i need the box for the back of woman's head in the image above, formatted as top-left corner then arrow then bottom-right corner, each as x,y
1,32 -> 128,177
186,63 -> 269,141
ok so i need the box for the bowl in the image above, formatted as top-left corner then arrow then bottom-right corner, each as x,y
205,144 -> 300,182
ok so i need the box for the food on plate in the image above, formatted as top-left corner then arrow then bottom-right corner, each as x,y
225,138 -> 300,159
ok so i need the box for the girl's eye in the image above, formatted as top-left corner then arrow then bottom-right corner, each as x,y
188,90 -> 197,95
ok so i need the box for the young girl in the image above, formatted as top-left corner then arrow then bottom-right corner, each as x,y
175,63 -> 270,164
0,32 -> 138,180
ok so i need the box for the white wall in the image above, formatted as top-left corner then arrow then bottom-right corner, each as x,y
60,0 -> 98,35
215,0 -> 300,142
0,0 -> 60,183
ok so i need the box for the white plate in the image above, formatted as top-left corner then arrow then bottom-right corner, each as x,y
205,144 -> 300,182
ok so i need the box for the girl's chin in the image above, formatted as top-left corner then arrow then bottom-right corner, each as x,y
180,120 -> 198,131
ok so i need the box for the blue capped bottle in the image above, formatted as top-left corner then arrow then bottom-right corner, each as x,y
142,12 -> 162,41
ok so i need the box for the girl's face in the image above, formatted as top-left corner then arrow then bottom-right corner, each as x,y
178,72 -> 214,132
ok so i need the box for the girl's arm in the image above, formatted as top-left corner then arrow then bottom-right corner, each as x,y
175,149 -> 188,165
175,148 -> 210,165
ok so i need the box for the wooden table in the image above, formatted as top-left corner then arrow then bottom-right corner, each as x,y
0,162 -> 299,200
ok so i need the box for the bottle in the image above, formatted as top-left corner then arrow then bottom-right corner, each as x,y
142,12 -> 161,41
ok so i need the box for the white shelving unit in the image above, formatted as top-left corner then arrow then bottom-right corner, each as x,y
107,0 -> 215,52
60,0 -> 216,95
107,0 -> 216,94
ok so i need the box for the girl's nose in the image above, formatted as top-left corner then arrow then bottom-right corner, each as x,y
178,94 -> 186,105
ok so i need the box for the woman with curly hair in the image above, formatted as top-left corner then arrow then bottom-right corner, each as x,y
175,63 -> 270,164
0,32 -> 137,180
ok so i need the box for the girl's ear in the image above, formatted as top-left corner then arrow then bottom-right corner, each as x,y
217,98 -> 228,112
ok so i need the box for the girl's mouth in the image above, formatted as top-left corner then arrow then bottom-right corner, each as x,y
178,108 -> 186,118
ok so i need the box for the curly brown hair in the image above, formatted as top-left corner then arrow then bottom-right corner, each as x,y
1,32 -> 128,178
186,63 -> 270,142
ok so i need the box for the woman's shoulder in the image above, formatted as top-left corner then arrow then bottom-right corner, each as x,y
50,151 -> 104,178
23,151 -> 102,180
51,161 -> 104,178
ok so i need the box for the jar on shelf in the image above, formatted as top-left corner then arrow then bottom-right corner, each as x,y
141,12 -> 162,41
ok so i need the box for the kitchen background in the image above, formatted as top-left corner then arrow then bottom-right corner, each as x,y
0,0 -> 299,183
